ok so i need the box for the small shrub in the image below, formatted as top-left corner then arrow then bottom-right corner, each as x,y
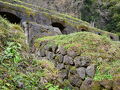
0,42 -> 21,65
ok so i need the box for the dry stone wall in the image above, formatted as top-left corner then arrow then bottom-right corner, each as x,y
35,41 -> 120,89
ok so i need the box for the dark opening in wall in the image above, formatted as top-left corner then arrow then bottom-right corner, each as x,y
98,32 -> 102,35
110,35 -> 114,40
81,29 -> 87,32
79,25 -> 88,32
95,32 -> 102,35
51,22 -> 65,34
0,12 -> 21,24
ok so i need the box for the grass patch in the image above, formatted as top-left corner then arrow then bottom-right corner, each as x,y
35,32 -> 120,61
94,60 -> 120,81
35,32 -> 120,80
0,16 -> 26,51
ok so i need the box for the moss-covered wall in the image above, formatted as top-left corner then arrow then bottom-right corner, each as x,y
0,0 -> 119,45
34,32 -> 120,89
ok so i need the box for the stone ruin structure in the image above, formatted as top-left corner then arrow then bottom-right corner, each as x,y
0,1 -> 120,89
0,1 -> 119,47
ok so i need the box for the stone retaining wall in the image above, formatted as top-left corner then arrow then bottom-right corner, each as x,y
35,42 -> 120,90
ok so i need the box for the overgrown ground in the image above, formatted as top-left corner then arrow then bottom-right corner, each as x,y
0,17 -> 64,90
35,32 -> 120,80
0,15 -> 120,89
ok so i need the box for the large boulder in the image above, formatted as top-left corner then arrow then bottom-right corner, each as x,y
69,75 -> 83,87
63,55 -> 74,65
23,22 -> 62,46
80,77 -> 93,90
57,46 -> 67,55
59,69 -> 69,80
86,64 -> 96,78
76,67 -> 86,79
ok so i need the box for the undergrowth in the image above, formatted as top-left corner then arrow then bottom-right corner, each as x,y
35,32 -> 120,61
35,32 -> 120,80
94,59 -> 120,81
0,16 -> 71,90
0,41 -> 61,89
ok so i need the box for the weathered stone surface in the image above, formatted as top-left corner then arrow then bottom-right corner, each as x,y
80,56 -> 91,67
58,46 -> 67,55
81,60 -> 90,67
44,45 -> 52,52
36,50 -> 41,57
86,64 -> 96,78
59,69 -> 68,79
55,54 -> 63,63
74,56 -> 91,67
37,57 -> 48,60
74,56 -> 82,67
80,77 -> 93,90
67,50 -> 77,58
53,27 -> 62,34
46,51 -> 55,60
100,80 -> 113,90
77,67 -> 86,79
69,75 -> 82,87
28,22 -> 62,46
37,49 -> 46,57
57,63 -> 65,70
63,55 -> 74,65
52,45 -> 58,53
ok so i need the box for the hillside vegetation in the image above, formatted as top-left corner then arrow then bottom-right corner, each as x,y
35,31 -> 120,80
0,0 -> 120,89
0,14 -> 119,89
0,15 -> 120,89
0,17 -> 62,90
